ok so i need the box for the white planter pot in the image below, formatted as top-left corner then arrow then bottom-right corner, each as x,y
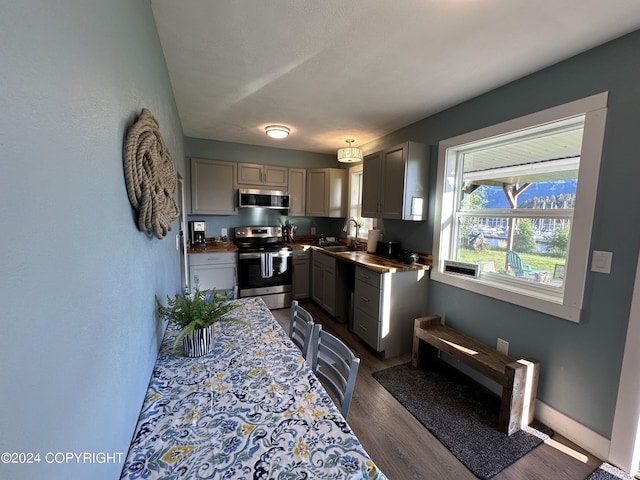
181,324 -> 214,357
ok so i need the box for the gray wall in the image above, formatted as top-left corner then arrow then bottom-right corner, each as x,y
360,30 -> 640,438
0,1 -> 184,479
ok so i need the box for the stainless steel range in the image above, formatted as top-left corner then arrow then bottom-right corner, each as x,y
234,226 -> 292,309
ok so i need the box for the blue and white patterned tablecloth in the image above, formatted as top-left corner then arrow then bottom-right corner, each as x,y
121,297 -> 387,480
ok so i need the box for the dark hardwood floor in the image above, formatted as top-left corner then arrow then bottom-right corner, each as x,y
270,301 -> 602,480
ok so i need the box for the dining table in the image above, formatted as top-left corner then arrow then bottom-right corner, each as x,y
120,296 -> 388,479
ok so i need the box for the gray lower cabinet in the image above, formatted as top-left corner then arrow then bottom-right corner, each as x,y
311,251 -> 349,322
353,265 -> 428,358
189,252 -> 237,292
292,247 -> 310,299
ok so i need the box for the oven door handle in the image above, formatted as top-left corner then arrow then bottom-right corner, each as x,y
238,251 -> 292,259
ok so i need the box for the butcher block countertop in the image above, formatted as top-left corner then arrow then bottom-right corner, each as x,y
187,239 -> 237,254
187,237 -> 432,274
309,246 -> 432,274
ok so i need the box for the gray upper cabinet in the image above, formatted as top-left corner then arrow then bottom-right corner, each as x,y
237,163 -> 288,188
362,141 -> 428,220
191,158 -> 237,215
287,168 -> 306,216
306,168 -> 346,218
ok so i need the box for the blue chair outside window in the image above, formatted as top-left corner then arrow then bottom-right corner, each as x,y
507,251 -> 549,278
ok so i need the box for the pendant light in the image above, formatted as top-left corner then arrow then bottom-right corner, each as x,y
337,139 -> 363,163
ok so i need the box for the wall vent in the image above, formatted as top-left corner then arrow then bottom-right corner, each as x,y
443,260 -> 479,278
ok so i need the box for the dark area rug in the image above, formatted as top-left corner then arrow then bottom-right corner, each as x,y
586,463 -> 634,480
372,361 -> 553,479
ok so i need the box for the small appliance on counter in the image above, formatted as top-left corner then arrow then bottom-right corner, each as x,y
376,241 -> 401,258
189,221 -> 207,247
397,250 -> 420,264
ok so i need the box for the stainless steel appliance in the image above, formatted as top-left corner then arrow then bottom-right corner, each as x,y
234,226 -> 292,309
376,241 -> 401,257
238,189 -> 290,209
189,221 -> 206,247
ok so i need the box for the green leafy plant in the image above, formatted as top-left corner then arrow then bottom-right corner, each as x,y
156,287 -> 243,349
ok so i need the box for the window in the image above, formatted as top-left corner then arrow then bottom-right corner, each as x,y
348,164 -> 375,240
432,93 -> 608,322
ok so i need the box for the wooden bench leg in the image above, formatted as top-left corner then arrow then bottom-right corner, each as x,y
412,315 -> 441,368
499,358 -> 540,435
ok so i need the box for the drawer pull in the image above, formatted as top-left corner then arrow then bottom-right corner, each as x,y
359,296 -> 369,302
359,324 -> 368,332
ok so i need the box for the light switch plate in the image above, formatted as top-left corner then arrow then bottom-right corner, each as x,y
591,250 -> 613,274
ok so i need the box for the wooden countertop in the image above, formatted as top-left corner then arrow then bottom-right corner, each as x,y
314,248 -> 430,274
302,244 -> 431,274
187,239 -> 432,274
187,241 -> 237,254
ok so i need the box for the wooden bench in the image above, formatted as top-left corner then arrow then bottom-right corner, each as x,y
412,315 -> 540,435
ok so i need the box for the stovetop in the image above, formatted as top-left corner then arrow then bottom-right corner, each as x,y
234,225 -> 291,252
234,241 -> 291,253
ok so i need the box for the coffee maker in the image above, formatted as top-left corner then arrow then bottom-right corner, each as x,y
189,221 -> 206,247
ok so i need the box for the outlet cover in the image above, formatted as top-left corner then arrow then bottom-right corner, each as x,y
221,227 -> 228,237
497,338 -> 509,355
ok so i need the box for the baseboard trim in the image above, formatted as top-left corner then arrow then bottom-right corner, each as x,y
535,400 -> 610,461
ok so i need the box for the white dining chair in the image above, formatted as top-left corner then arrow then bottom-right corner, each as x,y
289,300 -> 318,363
312,329 -> 360,419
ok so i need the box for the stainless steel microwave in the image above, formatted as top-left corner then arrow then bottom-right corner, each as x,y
238,188 -> 290,209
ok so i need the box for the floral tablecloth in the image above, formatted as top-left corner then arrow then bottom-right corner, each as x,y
121,297 -> 387,479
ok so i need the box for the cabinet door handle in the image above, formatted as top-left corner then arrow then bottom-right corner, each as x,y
359,296 -> 370,302
359,324 -> 368,332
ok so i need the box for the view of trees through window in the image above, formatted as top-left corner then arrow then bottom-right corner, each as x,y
456,180 -> 574,286
448,117 -> 584,290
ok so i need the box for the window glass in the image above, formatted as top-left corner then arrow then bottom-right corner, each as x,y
432,93 -> 608,322
349,165 -> 374,240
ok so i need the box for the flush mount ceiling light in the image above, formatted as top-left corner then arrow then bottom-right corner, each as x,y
265,125 -> 290,139
337,139 -> 363,163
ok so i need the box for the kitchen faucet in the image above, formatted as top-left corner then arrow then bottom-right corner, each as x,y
344,218 -> 360,245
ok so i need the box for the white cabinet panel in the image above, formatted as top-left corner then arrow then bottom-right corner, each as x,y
189,252 -> 237,292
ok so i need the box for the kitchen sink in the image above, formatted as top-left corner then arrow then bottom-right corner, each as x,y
321,244 -> 359,252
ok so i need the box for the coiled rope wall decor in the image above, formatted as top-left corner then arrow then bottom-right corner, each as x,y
123,108 -> 180,239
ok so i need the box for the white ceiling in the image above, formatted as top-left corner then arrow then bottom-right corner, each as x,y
151,0 -> 640,155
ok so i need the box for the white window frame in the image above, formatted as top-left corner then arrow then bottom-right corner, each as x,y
348,163 -> 375,241
432,92 -> 608,322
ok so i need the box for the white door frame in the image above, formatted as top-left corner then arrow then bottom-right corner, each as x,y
177,175 -> 189,289
609,251 -> 640,475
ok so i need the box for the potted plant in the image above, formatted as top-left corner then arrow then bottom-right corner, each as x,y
156,287 -> 242,357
